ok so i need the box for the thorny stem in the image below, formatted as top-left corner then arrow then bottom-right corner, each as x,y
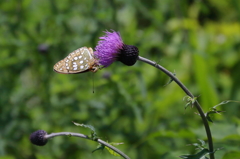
137,56 -> 215,159
46,132 -> 130,159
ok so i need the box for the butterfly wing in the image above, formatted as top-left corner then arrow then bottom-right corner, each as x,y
53,47 -> 95,74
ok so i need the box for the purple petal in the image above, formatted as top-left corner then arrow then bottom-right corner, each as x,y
94,31 -> 124,67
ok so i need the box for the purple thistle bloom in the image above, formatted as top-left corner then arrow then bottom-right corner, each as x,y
94,31 -> 124,67
94,30 -> 139,67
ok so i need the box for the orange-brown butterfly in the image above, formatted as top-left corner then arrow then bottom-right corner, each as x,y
53,47 -> 99,74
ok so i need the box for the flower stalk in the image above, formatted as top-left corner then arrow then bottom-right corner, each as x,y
30,130 -> 130,159
137,56 -> 215,159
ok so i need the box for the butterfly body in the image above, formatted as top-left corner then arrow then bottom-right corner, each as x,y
54,47 -> 99,74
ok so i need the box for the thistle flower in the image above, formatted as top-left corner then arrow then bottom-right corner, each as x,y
94,30 -> 139,67
30,130 -> 48,146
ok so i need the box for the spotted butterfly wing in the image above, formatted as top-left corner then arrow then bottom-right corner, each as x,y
54,47 -> 98,74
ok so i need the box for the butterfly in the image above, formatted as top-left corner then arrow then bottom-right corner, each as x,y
53,47 -> 99,74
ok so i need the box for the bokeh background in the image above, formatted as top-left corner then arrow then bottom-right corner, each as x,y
1,0 -> 240,159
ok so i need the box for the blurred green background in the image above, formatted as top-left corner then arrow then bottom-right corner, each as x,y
1,0 -> 240,159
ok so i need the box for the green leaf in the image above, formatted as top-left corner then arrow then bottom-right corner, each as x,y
205,110 -> 225,123
206,115 -> 213,123
92,144 -> 105,153
205,108 -> 225,123
105,142 -> 124,156
164,71 -> 176,86
183,96 -> 198,109
198,139 -> 205,147
212,100 -> 240,109
105,147 -> 121,157
188,139 -> 206,150
179,149 -> 210,159
72,122 -> 98,140
182,140 -> 223,159
72,122 -> 96,131
204,100 -> 239,123
92,142 -> 124,157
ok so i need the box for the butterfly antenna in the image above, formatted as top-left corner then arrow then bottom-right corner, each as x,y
92,72 -> 95,94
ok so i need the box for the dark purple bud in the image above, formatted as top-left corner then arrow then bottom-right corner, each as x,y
119,44 -> 139,66
30,130 -> 48,146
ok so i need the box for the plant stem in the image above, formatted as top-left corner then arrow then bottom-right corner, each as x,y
137,56 -> 214,159
46,132 -> 130,159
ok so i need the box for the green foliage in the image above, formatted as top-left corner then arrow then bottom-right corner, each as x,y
105,146 -> 121,157
180,140 -> 211,159
92,144 -> 105,154
179,149 -> 210,159
0,0 -> 240,159
183,95 -> 198,109
180,140 -> 222,159
205,100 -> 240,123
92,142 -> 124,157
164,71 -> 176,86
72,122 -> 98,140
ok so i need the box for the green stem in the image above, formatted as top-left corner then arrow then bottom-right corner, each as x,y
138,56 -> 214,159
46,132 -> 130,159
